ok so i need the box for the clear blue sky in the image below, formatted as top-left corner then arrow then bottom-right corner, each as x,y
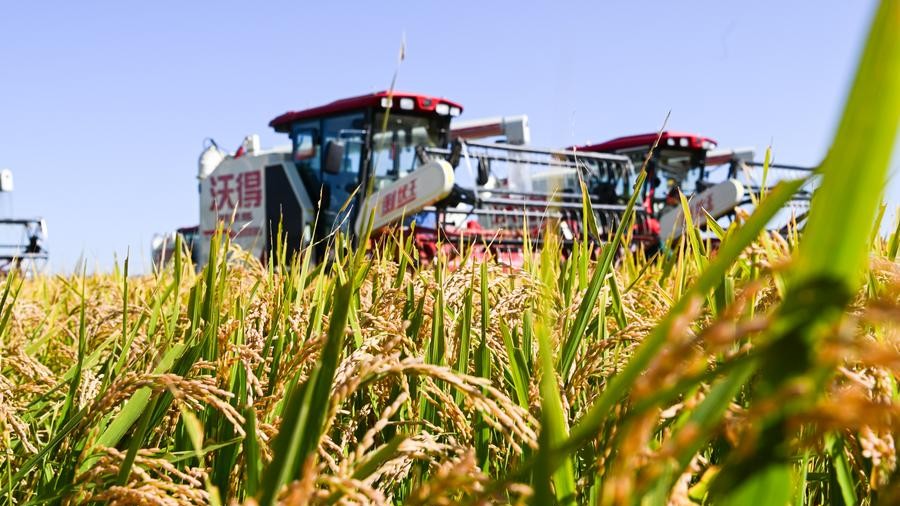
0,1 -> 895,272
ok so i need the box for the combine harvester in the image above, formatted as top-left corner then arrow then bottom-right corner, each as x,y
0,169 -> 49,275
569,132 -> 814,241
153,91 -> 813,268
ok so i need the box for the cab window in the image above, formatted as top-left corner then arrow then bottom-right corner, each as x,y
294,130 -> 316,161
322,113 -> 366,176
370,113 -> 444,188
291,122 -> 321,194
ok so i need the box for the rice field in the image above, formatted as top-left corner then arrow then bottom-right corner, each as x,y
3,2 -> 900,505
5,192 -> 900,506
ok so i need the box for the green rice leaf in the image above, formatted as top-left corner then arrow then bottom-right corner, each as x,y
257,278 -> 353,506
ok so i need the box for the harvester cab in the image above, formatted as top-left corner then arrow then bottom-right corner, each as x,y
269,92 -> 462,236
577,132 -> 721,213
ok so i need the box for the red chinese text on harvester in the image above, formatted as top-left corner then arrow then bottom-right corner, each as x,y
381,180 -> 418,215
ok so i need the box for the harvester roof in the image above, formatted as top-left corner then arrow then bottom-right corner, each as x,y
269,91 -> 464,133
574,131 -> 717,153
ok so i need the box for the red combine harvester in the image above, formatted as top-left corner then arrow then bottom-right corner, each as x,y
152,92 -> 813,268
152,91 -> 649,268
572,131 -> 814,240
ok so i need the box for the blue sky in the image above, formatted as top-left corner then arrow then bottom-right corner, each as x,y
0,1 -> 894,272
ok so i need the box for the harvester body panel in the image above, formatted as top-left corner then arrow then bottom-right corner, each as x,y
658,179 -> 745,241
198,151 -> 315,266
